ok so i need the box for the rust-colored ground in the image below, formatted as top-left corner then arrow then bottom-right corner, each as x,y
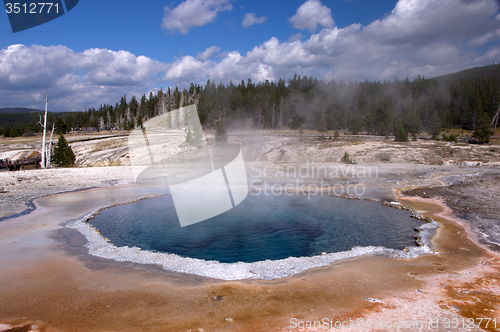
0,186 -> 499,332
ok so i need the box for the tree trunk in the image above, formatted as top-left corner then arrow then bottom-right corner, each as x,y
41,89 -> 48,168
46,123 -> 55,168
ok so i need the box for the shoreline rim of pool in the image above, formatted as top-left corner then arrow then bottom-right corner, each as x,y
65,195 -> 440,281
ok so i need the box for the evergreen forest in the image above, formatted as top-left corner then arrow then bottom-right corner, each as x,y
2,64 -> 500,139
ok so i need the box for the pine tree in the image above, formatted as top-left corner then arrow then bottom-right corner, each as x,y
136,115 -> 143,129
334,129 -> 340,139
473,112 -> 494,143
428,112 -> 441,140
395,124 -> 409,142
51,134 -> 75,167
54,117 -> 69,134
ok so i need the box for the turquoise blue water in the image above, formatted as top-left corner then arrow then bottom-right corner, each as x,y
89,194 -> 420,263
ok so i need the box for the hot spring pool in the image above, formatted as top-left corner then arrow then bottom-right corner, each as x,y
87,193 -> 422,264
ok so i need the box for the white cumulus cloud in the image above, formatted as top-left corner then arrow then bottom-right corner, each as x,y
242,13 -> 267,27
0,44 -> 166,112
162,0 -> 233,34
165,55 -> 211,84
196,46 -> 221,61
289,0 -> 334,32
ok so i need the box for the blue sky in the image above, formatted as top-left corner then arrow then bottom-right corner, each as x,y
1,1 -> 398,63
1,0 -> 500,112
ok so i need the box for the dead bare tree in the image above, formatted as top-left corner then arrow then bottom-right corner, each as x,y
46,122 -> 55,168
279,96 -> 283,129
491,104 -> 500,134
39,88 -> 49,168
272,101 -> 275,129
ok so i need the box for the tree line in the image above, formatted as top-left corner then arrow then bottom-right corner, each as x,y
2,64 -> 500,140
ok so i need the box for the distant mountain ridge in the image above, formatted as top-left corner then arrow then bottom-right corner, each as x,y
0,107 -> 44,114
432,63 -> 500,82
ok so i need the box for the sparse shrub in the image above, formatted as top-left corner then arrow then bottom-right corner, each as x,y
412,133 -> 417,141
334,129 -> 339,139
317,134 -> 326,141
378,153 -> 391,162
340,152 -> 355,164
442,134 -> 458,142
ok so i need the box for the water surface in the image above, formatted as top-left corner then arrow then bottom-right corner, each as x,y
89,193 -> 419,263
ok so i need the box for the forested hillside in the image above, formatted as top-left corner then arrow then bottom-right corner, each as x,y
0,107 -> 43,114
2,64 -> 500,138
0,111 -> 79,137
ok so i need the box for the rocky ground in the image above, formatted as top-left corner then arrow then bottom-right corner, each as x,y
0,166 -> 134,219
2,129 -> 499,168
404,171 -> 500,251
231,130 -> 500,166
